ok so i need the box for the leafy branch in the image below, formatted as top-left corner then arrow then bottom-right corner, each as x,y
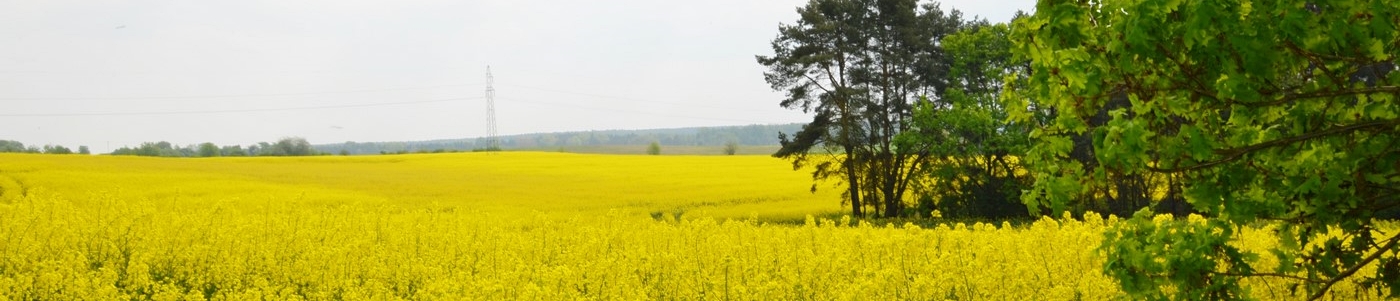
1308,232 -> 1400,301
1149,118 -> 1400,173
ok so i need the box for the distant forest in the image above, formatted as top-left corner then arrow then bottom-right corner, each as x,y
0,124 -> 801,157
0,140 -> 88,155
315,123 -> 802,155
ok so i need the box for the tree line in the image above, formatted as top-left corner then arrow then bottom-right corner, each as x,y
315,124 -> 803,155
0,140 -> 90,155
762,0 -> 1397,298
110,137 -> 320,157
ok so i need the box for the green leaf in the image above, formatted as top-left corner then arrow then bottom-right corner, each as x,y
1181,125 -> 1215,162
1368,38 -> 1390,61
1013,0 -> 1397,296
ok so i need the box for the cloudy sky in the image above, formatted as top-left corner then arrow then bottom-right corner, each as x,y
1,0 -> 1035,153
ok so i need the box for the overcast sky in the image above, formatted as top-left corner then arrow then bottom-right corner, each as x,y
1,0 -> 1035,153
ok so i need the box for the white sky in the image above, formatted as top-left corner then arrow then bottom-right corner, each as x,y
1,0 -> 1035,153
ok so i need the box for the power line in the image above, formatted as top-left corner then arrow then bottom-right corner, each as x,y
0,97 -> 483,117
497,96 -> 769,124
0,83 -> 484,101
497,83 -> 759,112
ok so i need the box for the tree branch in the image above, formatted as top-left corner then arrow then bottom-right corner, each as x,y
1308,231 -> 1400,301
1214,271 -> 1322,283
804,73 -> 835,94
1245,86 -> 1400,108
1284,41 -> 1349,89
1149,118 -> 1400,173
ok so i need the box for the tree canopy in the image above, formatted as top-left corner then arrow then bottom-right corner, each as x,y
899,18 -> 1037,219
759,0 -> 966,217
1012,0 -> 1399,298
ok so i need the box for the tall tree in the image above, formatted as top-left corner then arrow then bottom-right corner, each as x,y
758,0 -> 963,217
760,0 -> 868,217
1012,0 -> 1399,298
42,145 -> 73,155
856,1 -> 963,217
900,19 -> 1038,218
197,142 -> 221,157
0,140 -> 24,153
273,137 -> 314,156
220,145 -> 247,157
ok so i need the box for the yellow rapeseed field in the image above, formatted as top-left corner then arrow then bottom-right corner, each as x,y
0,152 -> 841,219
0,152 -> 1390,300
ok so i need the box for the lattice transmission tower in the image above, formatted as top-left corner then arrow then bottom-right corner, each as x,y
485,66 -> 499,150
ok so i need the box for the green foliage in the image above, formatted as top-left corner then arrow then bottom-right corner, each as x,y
268,137 -> 314,156
899,20 -> 1036,218
646,141 -> 661,155
759,0 -> 965,217
112,141 -> 184,157
221,145 -> 247,157
1013,0 -> 1400,298
1102,210 -> 1254,299
77,146 -> 90,155
197,142 -> 221,157
112,139 -> 317,157
41,145 -> 73,155
0,140 -> 25,153
723,140 -> 738,156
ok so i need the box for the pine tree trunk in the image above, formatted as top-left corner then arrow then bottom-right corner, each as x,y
844,146 -> 862,218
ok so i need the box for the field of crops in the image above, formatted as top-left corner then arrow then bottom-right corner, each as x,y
0,152 -> 1390,300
